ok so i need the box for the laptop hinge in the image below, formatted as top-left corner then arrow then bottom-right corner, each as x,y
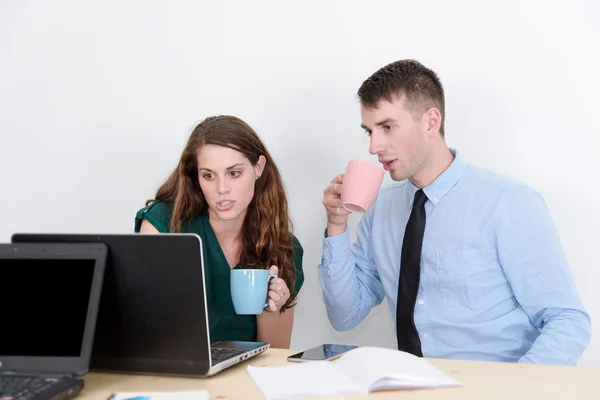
0,370 -> 72,379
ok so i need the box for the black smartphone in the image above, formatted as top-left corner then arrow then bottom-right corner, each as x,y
287,344 -> 358,362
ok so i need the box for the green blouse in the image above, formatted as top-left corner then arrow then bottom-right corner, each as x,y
134,200 -> 304,342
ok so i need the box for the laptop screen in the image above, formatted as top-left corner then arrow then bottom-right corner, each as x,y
0,258 -> 95,358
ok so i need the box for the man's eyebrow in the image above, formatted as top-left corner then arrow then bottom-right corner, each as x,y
361,118 -> 397,131
198,163 -> 244,172
375,118 -> 396,126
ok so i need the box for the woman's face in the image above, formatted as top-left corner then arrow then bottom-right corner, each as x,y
196,144 -> 265,223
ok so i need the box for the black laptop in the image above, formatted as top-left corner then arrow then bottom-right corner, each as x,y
0,242 -> 107,400
12,233 -> 269,378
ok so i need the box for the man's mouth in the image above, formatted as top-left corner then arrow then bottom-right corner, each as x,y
381,159 -> 396,171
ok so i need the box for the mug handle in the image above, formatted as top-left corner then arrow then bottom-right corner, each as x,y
264,273 -> 278,309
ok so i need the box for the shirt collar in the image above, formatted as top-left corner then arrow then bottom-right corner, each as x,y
408,148 -> 467,208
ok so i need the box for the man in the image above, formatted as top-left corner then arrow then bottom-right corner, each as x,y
319,59 -> 590,365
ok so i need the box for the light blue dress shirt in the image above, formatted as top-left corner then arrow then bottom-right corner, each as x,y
318,150 -> 590,365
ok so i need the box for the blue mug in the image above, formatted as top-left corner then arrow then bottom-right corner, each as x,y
230,269 -> 278,314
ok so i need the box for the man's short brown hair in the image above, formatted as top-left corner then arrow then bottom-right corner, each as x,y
358,59 -> 446,137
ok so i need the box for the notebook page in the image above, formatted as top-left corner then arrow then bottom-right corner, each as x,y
336,347 -> 461,391
247,361 -> 364,399
109,391 -> 210,400
368,378 -> 459,391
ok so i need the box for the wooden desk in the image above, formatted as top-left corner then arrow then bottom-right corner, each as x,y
80,349 -> 600,399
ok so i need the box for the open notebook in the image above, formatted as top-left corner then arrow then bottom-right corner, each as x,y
247,346 -> 461,399
107,391 -> 210,400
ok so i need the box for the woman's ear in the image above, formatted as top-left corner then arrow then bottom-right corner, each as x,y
255,155 -> 267,179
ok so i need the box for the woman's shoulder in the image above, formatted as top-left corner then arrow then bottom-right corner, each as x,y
134,200 -> 174,232
290,234 -> 304,273
138,200 -> 174,215
134,200 -> 209,233
289,233 -> 305,294
291,234 -> 303,255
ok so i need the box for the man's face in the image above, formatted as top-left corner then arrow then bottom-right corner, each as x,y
361,98 -> 429,182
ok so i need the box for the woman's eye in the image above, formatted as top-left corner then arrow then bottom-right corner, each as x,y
384,125 -> 392,131
230,171 -> 241,178
203,173 -> 214,180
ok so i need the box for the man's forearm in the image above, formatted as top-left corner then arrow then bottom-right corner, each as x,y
519,308 -> 591,365
319,255 -> 363,330
318,229 -> 384,331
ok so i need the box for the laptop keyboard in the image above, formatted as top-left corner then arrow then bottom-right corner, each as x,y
211,347 -> 247,364
0,375 -> 64,400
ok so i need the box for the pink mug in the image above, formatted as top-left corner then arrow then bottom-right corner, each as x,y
340,160 -> 385,213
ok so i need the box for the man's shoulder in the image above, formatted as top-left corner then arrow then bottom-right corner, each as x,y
462,164 -> 531,196
460,164 -> 549,214
365,181 -> 412,218
378,180 -> 411,197
371,163 -> 542,208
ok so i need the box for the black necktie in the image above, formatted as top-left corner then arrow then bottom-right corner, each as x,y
396,189 -> 428,356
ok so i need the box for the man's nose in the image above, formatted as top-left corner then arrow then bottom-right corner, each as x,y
369,131 -> 386,155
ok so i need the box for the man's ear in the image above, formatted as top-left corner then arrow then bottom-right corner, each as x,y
255,155 -> 267,179
425,107 -> 442,135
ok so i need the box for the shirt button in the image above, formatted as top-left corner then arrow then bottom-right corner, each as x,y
324,248 -> 330,254
418,299 -> 424,305
423,333 -> 429,339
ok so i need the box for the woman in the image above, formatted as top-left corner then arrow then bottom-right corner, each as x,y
134,115 -> 304,349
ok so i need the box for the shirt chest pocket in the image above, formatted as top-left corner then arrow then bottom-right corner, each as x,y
435,248 -> 496,307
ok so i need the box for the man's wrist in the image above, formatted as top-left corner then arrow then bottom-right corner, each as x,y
326,223 -> 347,237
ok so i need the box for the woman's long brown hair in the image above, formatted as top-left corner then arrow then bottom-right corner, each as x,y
147,115 -> 298,311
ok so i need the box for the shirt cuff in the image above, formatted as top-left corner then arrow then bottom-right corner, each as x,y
322,227 -> 351,266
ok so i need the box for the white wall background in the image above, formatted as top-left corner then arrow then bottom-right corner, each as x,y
1,0 -> 599,366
